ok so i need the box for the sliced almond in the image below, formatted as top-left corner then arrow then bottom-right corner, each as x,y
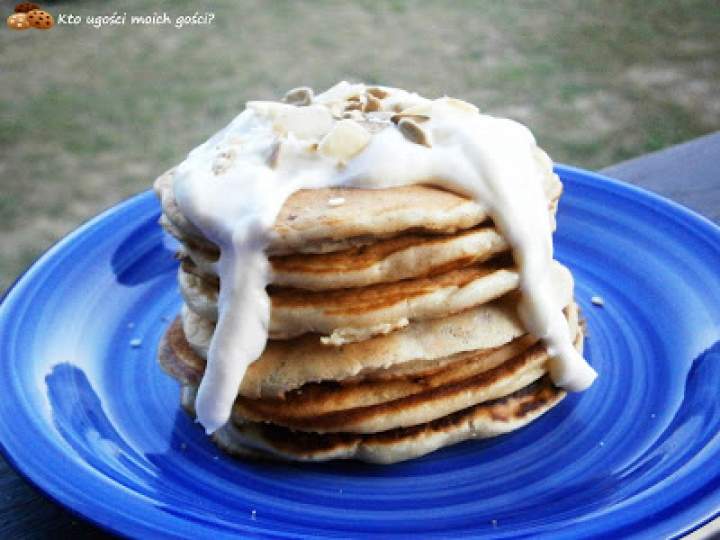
273,105 -> 333,140
358,119 -> 390,134
398,118 -> 430,147
533,146 -> 553,172
441,96 -> 479,115
342,109 -> 365,122
400,103 -> 433,116
318,119 -> 371,161
328,102 -> 346,119
282,86 -> 314,106
247,100 -> 289,118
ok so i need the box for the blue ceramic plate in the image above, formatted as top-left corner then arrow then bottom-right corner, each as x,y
1,166 -> 720,539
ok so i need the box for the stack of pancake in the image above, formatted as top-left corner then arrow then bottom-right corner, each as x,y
155,162 -> 584,464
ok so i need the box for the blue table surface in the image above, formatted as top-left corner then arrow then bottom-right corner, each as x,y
1,132 -> 718,539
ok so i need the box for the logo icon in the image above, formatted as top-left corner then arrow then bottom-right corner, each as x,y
7,2 -> 54,31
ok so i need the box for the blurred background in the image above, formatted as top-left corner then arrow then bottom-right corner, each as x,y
1,0 -> 719,291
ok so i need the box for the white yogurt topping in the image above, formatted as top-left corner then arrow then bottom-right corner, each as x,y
173,82 -> 597,434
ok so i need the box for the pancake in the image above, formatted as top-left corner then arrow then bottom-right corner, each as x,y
207,376 -> 566,464
163,302 -> 528,399
170,321 -> 581,462
154,169 -> 206,242
159,309 -> 529,391
180,255 -> 527,342
179,224 -> 511,291
171,270 -> 573,400
154,160 -> 562,257
164,306 -> 580,434
270,225 -> 511,291
167,202 -> 559,292
273,259 -> 520,343
231,305 -> 579,430
233,338 -> 554,434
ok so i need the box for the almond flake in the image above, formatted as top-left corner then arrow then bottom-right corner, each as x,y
327,197 -> 346,207
441,96 -> 479,114
358,119 -> 390,134
534,147 -> 553,171
273,105 -> 333,140
342,109 -> 365,122
318,119 -> 371,161
329,102 -> 346,119
400,103 -> 433,116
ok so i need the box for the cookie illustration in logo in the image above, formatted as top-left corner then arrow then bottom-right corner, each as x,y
26,9 -> 53,29
7,12 -> 30,30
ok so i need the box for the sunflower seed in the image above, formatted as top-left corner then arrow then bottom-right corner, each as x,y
282,86 -> 314,106
391,113 -> 430,124
265,141 -> 281,168
363,95 -> 382,112
367,87 -> 388,99
398,118 -> 430,147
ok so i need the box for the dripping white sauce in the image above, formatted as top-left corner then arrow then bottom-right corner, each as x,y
173,82 -> 597,434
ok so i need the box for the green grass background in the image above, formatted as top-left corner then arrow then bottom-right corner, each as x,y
1,0 -> 719,290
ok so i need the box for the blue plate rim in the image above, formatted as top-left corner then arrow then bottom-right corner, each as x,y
1,164 -> 719,538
